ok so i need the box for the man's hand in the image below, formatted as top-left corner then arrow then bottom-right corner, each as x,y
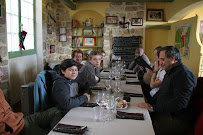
136,103 -> 154,112
95,76 -> 99,82
84,93 -> 90,101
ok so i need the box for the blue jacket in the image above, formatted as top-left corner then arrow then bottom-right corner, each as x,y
34,70 -> 57,113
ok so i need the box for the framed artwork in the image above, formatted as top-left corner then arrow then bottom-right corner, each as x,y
59,27 -> 67,42
106,16 -> 118,24
131,18 -> 143,26
0,3 -> 2,18
47,25 -> 52,34
147,9 -> 164,21
83,37 -> 95,46
83,29 -> 92,36
60,27 -> 66,34
50,45 -> 55,53
60,34 -> 67,42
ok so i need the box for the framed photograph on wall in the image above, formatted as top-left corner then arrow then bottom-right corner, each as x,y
60,34 -> 67,42
147,9 -> 164,21
83,29 -> 92,36
47,25 -> 52,34
106,16 -> 118,24
50,45 -> 55,53
0,3 -> 2,18
83,37 -> 95,46
131,18 -> 143,26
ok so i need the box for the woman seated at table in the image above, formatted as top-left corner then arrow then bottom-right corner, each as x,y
51,59 -> 90,114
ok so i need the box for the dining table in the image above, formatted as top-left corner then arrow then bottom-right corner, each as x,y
48,69 -> 155,135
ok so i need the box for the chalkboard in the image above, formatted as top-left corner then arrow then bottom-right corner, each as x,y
113,36 -> 140,67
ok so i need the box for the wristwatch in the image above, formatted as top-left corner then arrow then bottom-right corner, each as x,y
153,70 -> 158,73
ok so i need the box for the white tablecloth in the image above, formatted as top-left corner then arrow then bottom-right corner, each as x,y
48,69 -> 155,135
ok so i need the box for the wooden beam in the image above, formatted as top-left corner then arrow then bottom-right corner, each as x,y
73,0 -> 173,2
60,0 -> 76,10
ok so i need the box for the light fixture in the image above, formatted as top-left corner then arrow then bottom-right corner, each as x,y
119,17 -> 130,29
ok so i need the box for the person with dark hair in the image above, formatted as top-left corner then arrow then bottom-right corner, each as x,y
76,51 -> 101,88
137,46 -> 197,135
142,46 -> 166,103
128,47 -> 151,74
51,59 -> 90,114
72,49 -> 85,70
0,56 -> 63,135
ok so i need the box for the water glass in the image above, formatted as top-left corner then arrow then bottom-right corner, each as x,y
93,106 -> 104,122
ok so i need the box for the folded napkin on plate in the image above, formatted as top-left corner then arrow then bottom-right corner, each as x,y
116,111 -> 144,120
53,123 -> 87,134
124,92 -> 143,97
90,86 -> 106,90
80,103 -> 99,107
126,81 -> 141,85
124,71 -> 135,74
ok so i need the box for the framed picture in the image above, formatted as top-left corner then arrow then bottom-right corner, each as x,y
50,45 -> 55,53
131,18 -> 143,26
147,9 -> 164,21
47,25 -> 52,34
83,29 -> 92,36
60,34 -> 67,42
83,37 -> 95,46
0,3 -> 2,18
106,16 -> 118,24
60,27 -> 66,34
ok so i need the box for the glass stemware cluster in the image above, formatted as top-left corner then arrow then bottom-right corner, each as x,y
95,60 -> 126,121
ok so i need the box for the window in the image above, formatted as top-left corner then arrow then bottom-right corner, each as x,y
6,0 -> 35,58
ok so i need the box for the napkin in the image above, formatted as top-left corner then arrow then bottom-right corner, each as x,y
90,86 -> 106,91
116,111 -> 144,120
126,81 -> 141,85
126,76 -> 137,78
80,102 -> 99,107
53,123 -> 87,134
124,71 -> 135,74
124,92 -> 143,97
100,76 -> 109,80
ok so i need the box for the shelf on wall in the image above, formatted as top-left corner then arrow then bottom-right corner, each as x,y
72,35 -> 103,37
72,26 -> 103,28
72,46 -> 103,48
146,25 -> 171,30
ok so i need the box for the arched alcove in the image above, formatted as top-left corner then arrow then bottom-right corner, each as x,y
168,1 -> 203,23
72,10 -> 104,26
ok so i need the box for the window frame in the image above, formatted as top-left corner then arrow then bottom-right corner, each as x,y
7,0 -> 36,59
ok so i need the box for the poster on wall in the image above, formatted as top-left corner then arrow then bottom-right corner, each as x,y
175,23 -> 192,59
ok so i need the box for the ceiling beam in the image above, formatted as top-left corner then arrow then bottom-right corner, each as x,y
73,0 -> 173,2
60,0 -> 76,10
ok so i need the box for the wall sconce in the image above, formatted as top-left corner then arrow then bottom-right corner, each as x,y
119,17 -> 130,29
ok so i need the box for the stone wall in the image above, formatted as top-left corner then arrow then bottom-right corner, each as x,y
42,0 -> 72,65
103,2 -> 145,67
0,0 -> 9,96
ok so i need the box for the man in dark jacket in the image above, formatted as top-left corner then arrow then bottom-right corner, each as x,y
137,46 -> 197,135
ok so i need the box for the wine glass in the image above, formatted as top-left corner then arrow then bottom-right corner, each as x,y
96,91 -> 106,107
105,94 -> 116,121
